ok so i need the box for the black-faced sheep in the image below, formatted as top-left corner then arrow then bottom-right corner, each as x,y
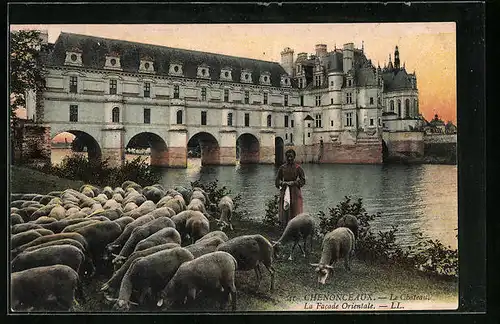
107,247 -> 194,310
336,214 -> 360,239
101,243 -> 180,294
217,195 -> 234,231
132,227 -> 182,253
310,227 -> 356,285
271,212 -> 315,261
11,264 -> 83,311
185,236 -> 225,258
217,234 -> 276,292
157,251 -> 237,310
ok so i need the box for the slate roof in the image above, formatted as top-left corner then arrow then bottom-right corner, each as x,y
47,32 -> 291,88
381,68 -> 415,91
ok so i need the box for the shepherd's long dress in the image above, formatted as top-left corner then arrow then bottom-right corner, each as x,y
275,163 -> 306,228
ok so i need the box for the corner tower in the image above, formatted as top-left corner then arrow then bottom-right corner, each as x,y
280,47 -> 295,77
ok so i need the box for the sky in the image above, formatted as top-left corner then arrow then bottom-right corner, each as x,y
11,23 -> 457,129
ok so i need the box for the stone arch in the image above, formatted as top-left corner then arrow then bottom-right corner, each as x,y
275,136 -> 285,166
51,130 -> 102,163
126,132 -> 168,166
112,107 -> 120,123
237,133 -> 260,164
188,132 -> 220,166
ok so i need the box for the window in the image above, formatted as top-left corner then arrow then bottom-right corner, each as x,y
227,112 -> 233,126
290,133 -> 293,143
370,97 -> 374,105
378,97 -> 381,105
69,105 -> 78,122
173,85 -> 179,99
284,116 -> 289,127
224,89 -> 229,102
315,114 -> 322,128
69,76 -> 78,93
370,118 -> 374,126
263,92 -> 268,105
315,75 -> 321,87
300,95 -> 304,106
346,112 -> 353,126
346,93 -> 353,104
284,95 -> 288,107
308,123 -> 311,128
201,87 -> 207,101
291,120 -> 294,128
378,118 -> 382,126
267,114 -> 272,127
245,91 -> 249,104
315,96 -> 321,107
244,113 -> 249,127
144,82 -> 150,97
397,100 -> 402,117
390,100 -> 395,112
331,98 -> 334,105
308,133 -> 311,138
348,79 -> 352,87
331,120 -> 334,127
176,110 -> 183,124
405,99 -> 410,117
330,81 -> 334,87
414,99 -> 418,116
144,108 -> 151,124
285,133 -> 288,139
110,80 -> 117,95
299,78 -> 303,88
112,107 -> 120,123
201,111 -> 207,125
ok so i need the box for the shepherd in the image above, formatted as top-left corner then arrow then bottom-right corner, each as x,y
275,149 -> 306,228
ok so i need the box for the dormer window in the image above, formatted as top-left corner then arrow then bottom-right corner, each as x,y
197,64 -> 211,79
241,70 -> 252,83
220,68 -> 232,81
105,52 -> 122,70
169,63 -> 183,76
139,56 -> 155,74
260,72 -> 271,85
281,75 -> 291,87
64,48 -> 83,66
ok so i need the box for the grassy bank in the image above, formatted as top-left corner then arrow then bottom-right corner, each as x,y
10,165 -> 84,194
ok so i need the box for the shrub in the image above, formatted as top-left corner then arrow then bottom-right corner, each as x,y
190,179 -> 242,218
262,194 -> 280,228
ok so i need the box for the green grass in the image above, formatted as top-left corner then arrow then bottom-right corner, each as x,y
10,165 -> 84,195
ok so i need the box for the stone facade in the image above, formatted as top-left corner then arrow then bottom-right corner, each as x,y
28,32 -> 434,168
12,121 -> 51,165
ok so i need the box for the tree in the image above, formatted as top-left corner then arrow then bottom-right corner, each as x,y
10,30 -> 47,122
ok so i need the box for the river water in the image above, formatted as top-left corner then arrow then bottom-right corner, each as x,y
51,149 -> 458,250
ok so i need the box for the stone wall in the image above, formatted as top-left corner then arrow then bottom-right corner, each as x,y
12,121 -> 51,165
383,131 -> 424,163
423,134 -> 457,164
286,141 -> 383,164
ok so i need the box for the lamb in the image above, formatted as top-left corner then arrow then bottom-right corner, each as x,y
157,251 -> 237,310
106,247 -> 194,310
310,227 -> 356,285
105,214 -> 155,253
216,234 -> 276,292
11,265 -> 83,311
336,214 -> 360,239
12,233 -> 90,257
113,217 -> 176,260
217,195 -> 234,231
185,212 -> 210,243
271,212 -> 315,261
132,227 -> 182,253
195,230 -> 229,244
100,243 -> 180,294
11,245 -> 89,276
185,236 -> 225,258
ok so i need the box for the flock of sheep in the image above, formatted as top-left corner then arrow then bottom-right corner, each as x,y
10,181 -> 360,312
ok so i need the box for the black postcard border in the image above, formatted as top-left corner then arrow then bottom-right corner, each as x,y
4,1 -> 491,324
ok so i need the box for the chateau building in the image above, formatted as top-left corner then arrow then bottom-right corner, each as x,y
28,32 -> 424,167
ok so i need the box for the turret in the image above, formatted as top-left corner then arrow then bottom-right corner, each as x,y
315,44 -> 328,65
280,47 -> 294,77
394,45 -> 400,70
342,43 -> 354,73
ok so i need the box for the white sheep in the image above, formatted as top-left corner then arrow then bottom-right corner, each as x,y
272,212 -> 315,261
310,227 -> 356,284
336,214 -> 360,239
217,196 -> 234,231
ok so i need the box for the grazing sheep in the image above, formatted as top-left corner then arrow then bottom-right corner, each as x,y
142,186 -> 166,203
122,193 -> 146,207
271,212 -> 315,261
11,245 -> 86,275
112,193 -> 124,203
310,227 -> 356,285
103,199 -> 121,210
11,265 -> 83,311
11,200 -> 28,209
114,187 -> 126,197
170,210 -> 202,238
101,243 -> 180,294
102,186 -> 114,199
157,197 -> 184,214
20,201 -> 42,208
74,221 -> 122,266
217,234 -> 276,292
217,196 -> 234,231
11,214 -> 24,226
61,220 -> 100,233
40,218 -> 94,234
114,217 -> 176,260
123,202 -> 138,213
121,180 -> 142,192
185,236 -> 225,258
185,212 -> 210,243
150,206 -> 176,219
18,207 -> 39,222
133,227 -> 182,253
11,223 -> 44,235
12,233 -> 90,257
107,247 -> 194,310
11,230 -> 43,250
105,214 -> 155,253
22,239 -> 86,255
33,216 -> 58,224
29,204 -> 58,221
190,190 -> 208,204
187,198 -> 211,218
123,200 -> 156,219
113,216 -> 135,230
195,230 -> 229,244
336,214 -> 360,239
157,251 -> 237,310
94,194 -> 109,205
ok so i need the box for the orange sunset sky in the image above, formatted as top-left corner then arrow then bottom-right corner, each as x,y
11,23 -> 457,125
